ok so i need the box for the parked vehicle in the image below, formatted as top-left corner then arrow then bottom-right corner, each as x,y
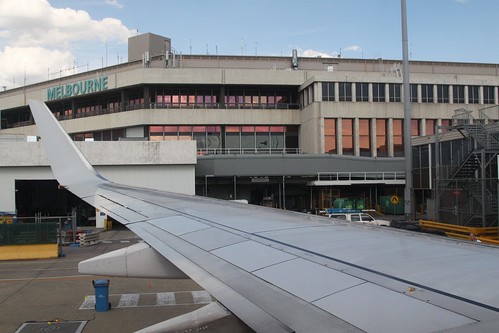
327,211 -> 391,226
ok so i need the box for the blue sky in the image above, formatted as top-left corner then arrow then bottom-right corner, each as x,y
0,0 -> 497,88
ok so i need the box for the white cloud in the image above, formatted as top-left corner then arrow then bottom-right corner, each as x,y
298,48 -> 339,58
0,0 -> 134,88
106,0 -> 124,9
343,45 -> 362,52
0,46 -> 74,85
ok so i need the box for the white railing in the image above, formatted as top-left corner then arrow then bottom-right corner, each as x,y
197,147 -> 301,155
317,171 -> 405,182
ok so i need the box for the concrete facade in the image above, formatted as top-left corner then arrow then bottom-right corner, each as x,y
0,141 -> 196,213
1,32 -> 498,216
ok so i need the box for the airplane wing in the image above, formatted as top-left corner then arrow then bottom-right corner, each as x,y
29,100 -> 499,332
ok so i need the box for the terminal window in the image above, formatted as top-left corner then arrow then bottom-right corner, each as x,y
339,82 -> 352,102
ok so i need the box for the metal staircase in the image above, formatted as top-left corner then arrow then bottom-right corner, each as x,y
450,152 -> 480,179
436,107 -> 499,227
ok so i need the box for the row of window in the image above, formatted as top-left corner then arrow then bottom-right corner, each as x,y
149,125 -> 299,153
72,128 -> 125,141
71,118 -> 463,161
324,118 -> 453,157
152,87 -> 297,109
71,125 -> 300,154
47,86 -> 299,121
321,82 -> 497,104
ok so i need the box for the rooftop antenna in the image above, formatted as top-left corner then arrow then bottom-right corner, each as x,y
291,49 -> 298,70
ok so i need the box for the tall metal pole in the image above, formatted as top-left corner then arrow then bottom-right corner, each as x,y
401,0 -> 414,220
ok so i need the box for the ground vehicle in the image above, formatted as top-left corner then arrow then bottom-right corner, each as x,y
327,212 -> 391,226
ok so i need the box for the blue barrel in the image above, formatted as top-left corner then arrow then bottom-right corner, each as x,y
92,279 -> 111,312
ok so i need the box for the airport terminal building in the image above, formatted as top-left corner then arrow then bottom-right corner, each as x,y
1,33 -> 499,223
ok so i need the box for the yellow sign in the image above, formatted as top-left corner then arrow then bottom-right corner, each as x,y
391,195 -> 399,204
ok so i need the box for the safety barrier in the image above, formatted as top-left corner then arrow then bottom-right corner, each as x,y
419,220 -> 499,245
0,223 -> 58,245
0,223 -> 59,260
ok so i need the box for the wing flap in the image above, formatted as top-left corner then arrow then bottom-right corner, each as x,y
314,283 -> 475,333
130,222 -> 296,333
130,220 -> 364,333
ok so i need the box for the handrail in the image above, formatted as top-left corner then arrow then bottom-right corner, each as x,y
197,147 -> 301,155
478,105 -> 499,122
6,102 -> 301,129
317,171 -> 405,181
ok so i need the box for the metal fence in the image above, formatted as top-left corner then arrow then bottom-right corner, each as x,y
0,223 -> 58,245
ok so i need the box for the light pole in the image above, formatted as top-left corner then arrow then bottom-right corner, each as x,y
401,0 -> 414,220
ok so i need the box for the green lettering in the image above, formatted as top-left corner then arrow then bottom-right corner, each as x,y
93,78 -> 101,91
47,87 -> 56,100
87,79 -> 94,93
102,76 -> 108,90
66,84 -> 72,97
72,83 -> 79,95
80,81 -> 87,94
56,86 -> 63,99
46,75 -> 109,100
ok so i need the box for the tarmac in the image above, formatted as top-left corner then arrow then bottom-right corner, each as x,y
0,228 -> 208,333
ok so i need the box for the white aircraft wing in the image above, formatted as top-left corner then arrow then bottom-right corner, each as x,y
29,100 -> 499,332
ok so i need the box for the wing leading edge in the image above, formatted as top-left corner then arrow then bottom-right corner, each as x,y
29,100 -> 499,333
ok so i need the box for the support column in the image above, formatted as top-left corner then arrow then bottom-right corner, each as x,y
120,90 -> 126,111
354,118 -> 360,156
371,118 -> 377,157
387,118 -> 394,157
220,86 -> 226,108
337,118 -> 343,155
71,99 -> 77,118
144,86 -> 150,109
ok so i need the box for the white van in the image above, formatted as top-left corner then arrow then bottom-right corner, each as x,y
327,212 -> 391,226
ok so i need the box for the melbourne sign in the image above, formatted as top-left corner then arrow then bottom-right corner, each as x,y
47,76 -> 108,101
